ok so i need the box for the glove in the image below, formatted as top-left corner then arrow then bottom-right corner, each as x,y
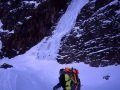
53,86 -> 57,90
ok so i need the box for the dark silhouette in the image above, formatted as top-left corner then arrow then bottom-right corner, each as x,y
103,75 -> 110,80
0,63 -> 13,69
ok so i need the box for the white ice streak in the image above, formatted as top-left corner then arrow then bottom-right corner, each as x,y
23,1 -> 40,8
37,0 -> 88,60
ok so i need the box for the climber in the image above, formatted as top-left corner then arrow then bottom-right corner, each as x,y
53,67 -> 81,90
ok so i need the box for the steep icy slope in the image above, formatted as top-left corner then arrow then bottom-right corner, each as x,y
37,0 -> 88,60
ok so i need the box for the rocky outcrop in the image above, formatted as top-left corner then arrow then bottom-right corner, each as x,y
0,0 -> 71,58
95,0 -> 114,11
58,0 -> 120,67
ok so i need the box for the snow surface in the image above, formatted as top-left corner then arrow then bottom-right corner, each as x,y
23,1 -> 40,8
0,0 -> 120,90
0,53 -> 120,90
116,9 -> 120,14
0,20 -> 3,31
22,0 -> 45,8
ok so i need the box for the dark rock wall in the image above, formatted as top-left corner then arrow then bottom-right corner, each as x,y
95,0 -> 114,11
0,0 -> 70,58
58,0 -> 120,67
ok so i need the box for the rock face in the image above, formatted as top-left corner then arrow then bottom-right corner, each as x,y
58,0 -> 120,67
0,0 -> 70,58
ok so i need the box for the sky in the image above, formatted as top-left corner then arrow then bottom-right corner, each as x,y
0,0 -> 120,90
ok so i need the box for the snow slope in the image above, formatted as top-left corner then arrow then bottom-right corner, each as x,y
0,0 -> 120,90
0,56 -> 120,90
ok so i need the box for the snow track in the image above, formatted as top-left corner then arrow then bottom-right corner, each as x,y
0,69 -> 18,90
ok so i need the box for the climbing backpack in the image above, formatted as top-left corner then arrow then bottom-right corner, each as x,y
63,67 -> 80,90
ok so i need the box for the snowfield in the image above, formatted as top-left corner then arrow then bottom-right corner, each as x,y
0,56 -> 120,90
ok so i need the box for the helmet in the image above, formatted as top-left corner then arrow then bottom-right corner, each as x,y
59,68 -> 64,75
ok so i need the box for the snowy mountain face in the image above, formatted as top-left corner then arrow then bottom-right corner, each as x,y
57,0 -> 120,67
0,0 -> 120,67
0,0 -> 70,58
0,0 -> 120,90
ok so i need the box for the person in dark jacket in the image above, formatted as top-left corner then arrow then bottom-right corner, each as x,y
53,69 -> 66,90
